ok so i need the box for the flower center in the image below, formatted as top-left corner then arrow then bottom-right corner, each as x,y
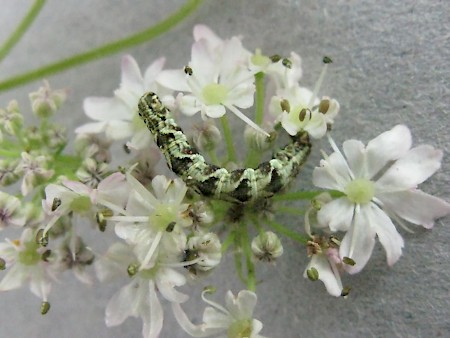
70,195 -> 92,213
345,178 -> 375,204
227,319 -> 252,338
18,241 -> 40,266
202,83 -> 229,105
149,204 -> 177,232
132,111 -> 146,130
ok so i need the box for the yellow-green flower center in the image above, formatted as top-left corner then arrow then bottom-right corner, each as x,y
132,112 -> 147,130
18,241 -> 40,266
70,196 -> 92,213
227,319 -> 252,338
202,83 -> 229,105
251,49 -> 271,67
149,204 -> 177,232
345,178 -> 375,204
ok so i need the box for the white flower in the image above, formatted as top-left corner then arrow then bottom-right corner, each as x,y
313,125 -> 450,273
0,228 -> 56,302
269,85 -> 339,139
172,289 -> 267,337
157,26 -> 269,136
76,55 -> 167,149
42,172 -> 129,235
15,152 -> 54,195
264,51 -> 303,90
95,242 -> 188,338
0,191 -> 26,229
111,173 -> 191,269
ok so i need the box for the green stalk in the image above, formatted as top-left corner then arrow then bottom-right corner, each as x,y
240,222 -> 256,291
0,0 -> 46,63
272,190 -> 344,201
245,72 -> 265,168
220,115 -> 237,162
266,219 -> 308,245
0,0 -> 204,92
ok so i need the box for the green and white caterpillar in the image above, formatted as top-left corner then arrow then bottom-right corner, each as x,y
138,92 -> 311,203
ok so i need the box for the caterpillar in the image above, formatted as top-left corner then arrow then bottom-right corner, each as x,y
138,92 -> 311,203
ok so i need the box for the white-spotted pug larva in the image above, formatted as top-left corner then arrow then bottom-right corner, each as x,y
138,92 -> 311,203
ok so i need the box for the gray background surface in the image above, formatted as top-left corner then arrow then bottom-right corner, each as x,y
0,1 -> 449,337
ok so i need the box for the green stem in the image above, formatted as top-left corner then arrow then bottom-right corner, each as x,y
245,72 -> 266,168
0,0 -> 46,63
272,190 -> 343,201
277,206 -> 306,216
220,115 -> 237,162
0,0 -> 204,92
266,219 -> 308,245
240,222 -> 256,291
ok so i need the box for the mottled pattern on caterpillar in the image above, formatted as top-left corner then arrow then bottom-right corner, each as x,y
138,92 -> 311,203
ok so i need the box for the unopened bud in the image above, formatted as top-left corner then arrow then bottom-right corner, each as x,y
186,233 -> 222,273
193,122 -> 221,152
244,125 -> 273,151
29,81 -> 67,118
251,231 -> 283,262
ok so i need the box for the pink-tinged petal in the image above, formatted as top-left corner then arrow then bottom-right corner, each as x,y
376,145 -> 443,191
204,104 -> 226,118
342,140 -> 366,178
120,55 -> 144,93
193,24 -> 222,46
157,69 -> 189,92
313,152 -> 352,191
317,197 -> 354,231
340,207 -> 376,274
143,57 -> 166,88
367,203 -> 404,266
304,254 -> 343,297
365,124 -> 412,179
228,83 -> 255,109
377,189 -> 450,229
105,281 -> 138,326
63,180 -> 91,195
146,281 -> 163,338
83,97 -> 130,121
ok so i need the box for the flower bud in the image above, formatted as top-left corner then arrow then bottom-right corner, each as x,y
186,233 -> 222,273
193,121 -> 221,152
0,102 -> 23,136
0,159 -> 20,186
244,124 -> 273,151
29,81 -> 67,118
251,231 -> 283,262
76,158 -> 109,188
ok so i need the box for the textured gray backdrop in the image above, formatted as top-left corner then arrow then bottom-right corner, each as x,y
0,1 -> 449,337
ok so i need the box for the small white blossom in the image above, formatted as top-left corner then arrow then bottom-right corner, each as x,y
313,125 -> 450,273
0,228 -> 56,302
76,55 -> 168,149
0,191 -> 26,229
111,174 -> 191,269
95,242 -> 188,338
15,152 -> 54,196
157,25 -> 269,136
173,289 -> 267,337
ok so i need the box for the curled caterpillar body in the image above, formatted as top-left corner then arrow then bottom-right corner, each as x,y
138,92 -> 311,203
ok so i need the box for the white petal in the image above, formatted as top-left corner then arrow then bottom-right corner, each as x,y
227,82 -> 255,109
29,274 -> 52,300
155,268 -> 188,303
105,281 -> 138,326
312,152 -> 352,191
367,203 -> 404,266
0,264 -> 27,291
157,69 -> 189,92
203,306 -> 231,328
104,120 -> 134,140
342,139 -> 366,178
377,189 -> 450,229
193,24 -> 223,46
204,104 -> 226,118
120,55 -> 144,94
74,121 -> 107,135
304,254 -> 343,297
365,124 -> 412,179
304,113 -> 327,139
340,207 -> 376,274
172,303 -> 215,337
144,57 -> 166,88
146,281 -> 163,338
376,145 -> 443,191
83,97 -> 130,121
178,94 -> 201,116
317,197 -> 354,231
190,39 -> 216,80
226,290 -> 257,319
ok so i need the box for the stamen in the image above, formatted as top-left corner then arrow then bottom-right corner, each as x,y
308,56 -> 333,108
184,65 -> 193,76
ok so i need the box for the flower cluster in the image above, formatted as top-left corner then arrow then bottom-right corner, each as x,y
0,24 -> 449,338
